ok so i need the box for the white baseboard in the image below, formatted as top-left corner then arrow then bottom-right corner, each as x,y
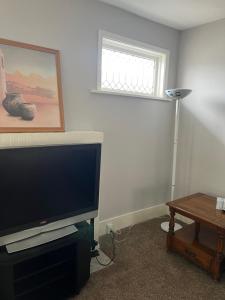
175,214 -> 193,224
165,206 -> 193,225
95,203 -> 167,239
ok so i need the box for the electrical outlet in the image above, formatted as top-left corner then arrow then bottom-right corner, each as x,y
106,223 -> 114,234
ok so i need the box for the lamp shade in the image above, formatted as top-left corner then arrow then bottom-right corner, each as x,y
165,88 -> 192,99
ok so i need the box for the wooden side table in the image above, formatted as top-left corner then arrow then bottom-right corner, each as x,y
167,193 -> 225,280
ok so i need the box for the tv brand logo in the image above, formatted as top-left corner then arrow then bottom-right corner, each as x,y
40,220 -> 47,225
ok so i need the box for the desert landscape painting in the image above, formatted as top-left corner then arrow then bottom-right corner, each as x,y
0,39 -> 64,132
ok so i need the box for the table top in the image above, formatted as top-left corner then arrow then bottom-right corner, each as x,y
167,193 -> 225,230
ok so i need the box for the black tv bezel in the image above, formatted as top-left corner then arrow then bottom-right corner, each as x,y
0,143 -> 101,238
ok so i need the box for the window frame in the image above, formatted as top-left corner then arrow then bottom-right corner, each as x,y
97,30 -> 170,99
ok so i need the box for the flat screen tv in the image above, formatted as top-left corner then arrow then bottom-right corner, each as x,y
0,143 -> 101,241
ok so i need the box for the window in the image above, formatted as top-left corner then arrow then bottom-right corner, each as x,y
97,31 -> 169,99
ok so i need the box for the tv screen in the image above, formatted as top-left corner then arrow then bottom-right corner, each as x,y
0,143 -> 101,237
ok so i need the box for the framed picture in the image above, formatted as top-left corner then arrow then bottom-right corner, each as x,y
0,38 -> 64,132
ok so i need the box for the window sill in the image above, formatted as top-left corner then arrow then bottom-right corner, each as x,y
91,89 -> 172,102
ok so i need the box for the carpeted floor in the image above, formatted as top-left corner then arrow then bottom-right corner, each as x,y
74,216 -> 225,300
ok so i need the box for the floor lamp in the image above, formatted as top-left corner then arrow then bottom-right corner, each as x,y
161,88 -> 192,232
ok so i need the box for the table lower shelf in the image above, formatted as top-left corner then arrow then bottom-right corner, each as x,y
167,223 -> 225,280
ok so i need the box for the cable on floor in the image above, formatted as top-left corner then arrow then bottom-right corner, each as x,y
114,225 -> 134,243
95,230 -> 115,266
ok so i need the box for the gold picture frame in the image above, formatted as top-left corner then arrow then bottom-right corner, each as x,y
0,38 -> 64,132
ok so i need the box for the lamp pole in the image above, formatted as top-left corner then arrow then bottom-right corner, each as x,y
171,98 -> 180,202
161,89 -> 192,232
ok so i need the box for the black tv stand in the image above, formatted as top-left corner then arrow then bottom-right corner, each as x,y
0,221 -> 91,300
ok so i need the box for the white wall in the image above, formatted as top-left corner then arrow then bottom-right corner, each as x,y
176,19 -> 225,199
0,0 -> 180,220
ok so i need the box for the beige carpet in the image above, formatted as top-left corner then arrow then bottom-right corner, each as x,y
74,216 -> 225,300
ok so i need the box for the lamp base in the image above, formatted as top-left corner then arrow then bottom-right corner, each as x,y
160,221 -> 182,232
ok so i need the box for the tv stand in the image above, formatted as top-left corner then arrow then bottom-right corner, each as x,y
0,221 -> 91,300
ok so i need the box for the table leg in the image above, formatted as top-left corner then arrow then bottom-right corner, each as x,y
194,222 -> 200,242
212,229 -> 225,281
167,208 -> 175,251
